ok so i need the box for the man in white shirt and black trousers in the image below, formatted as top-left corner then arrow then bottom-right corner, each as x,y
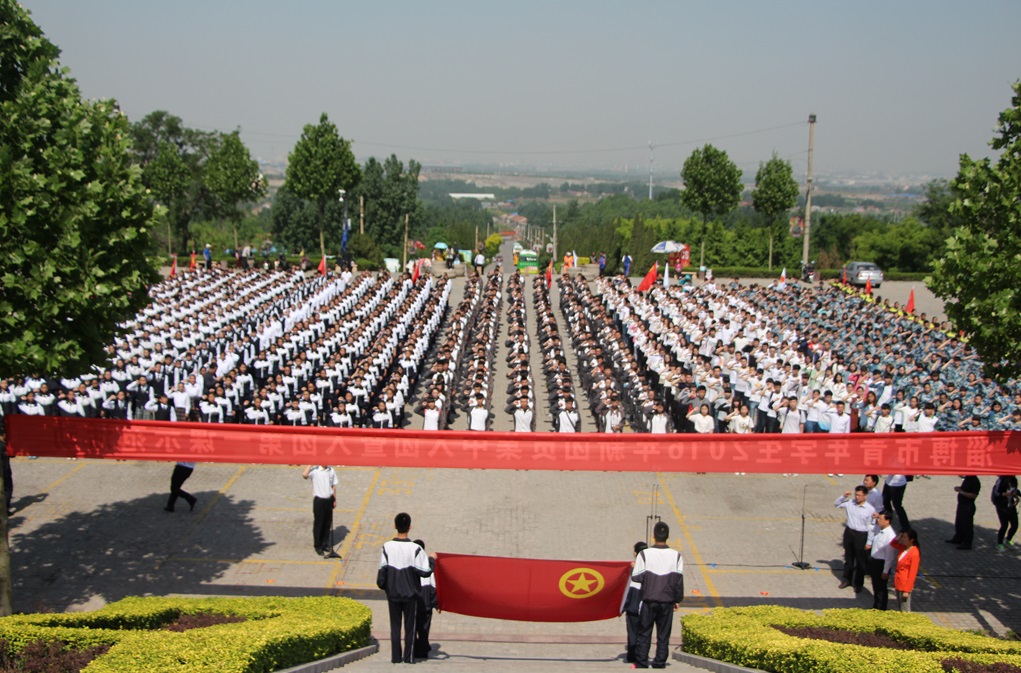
631,521 -> 684,669
378,512 -> 435,665
302,464 -> 337,558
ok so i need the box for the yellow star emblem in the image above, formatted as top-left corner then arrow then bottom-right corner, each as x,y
558,567 -> 605,599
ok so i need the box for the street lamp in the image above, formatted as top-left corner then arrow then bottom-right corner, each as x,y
339,189 -> 349,258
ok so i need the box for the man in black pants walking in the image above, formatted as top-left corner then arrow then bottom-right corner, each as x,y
302,465 -> 337,557
164,462 -> 197,512
631,522 -> 684,669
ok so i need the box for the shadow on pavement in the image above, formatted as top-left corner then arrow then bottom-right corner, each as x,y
9,491 -> 269,613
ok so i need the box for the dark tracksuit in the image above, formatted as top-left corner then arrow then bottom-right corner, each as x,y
379,538 -> 433,664
631,545 -> 684,669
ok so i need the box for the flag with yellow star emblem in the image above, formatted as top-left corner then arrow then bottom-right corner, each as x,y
434,553 -> 632,622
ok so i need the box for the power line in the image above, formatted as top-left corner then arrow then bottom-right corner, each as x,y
154,114 -> 806,158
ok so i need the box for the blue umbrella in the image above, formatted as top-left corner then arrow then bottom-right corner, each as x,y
434,242 -> 449,250
651,240 -> 684,254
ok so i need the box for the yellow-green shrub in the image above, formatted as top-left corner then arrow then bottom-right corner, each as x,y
681,606 -> 1021,673
0,596 -> 371,673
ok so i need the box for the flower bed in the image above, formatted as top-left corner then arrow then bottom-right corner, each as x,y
681,606 -> 1021,673
0,596 -> 372,673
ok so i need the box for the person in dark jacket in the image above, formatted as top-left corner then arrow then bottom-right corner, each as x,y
631,521 -> 684,669
946,475 -> 981,550
622,540 -> 648,664
378,513 -> 434,664
412,539 -> 437,660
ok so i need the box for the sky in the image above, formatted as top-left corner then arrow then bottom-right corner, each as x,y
21,0 -> 1021,180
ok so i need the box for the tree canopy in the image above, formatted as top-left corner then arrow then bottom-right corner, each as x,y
204,131 -> 266,250
284,113 -> 361,260
0,0 -> 160,616
680,144 -> 742,268
929,80 -> 1021,380
752,153 -> 799,270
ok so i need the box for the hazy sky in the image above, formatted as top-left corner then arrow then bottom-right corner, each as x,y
22,1 -> 1021,179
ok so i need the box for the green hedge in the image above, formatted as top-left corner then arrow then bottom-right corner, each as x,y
682,606 -> 1021,673
0,596 -> 371,673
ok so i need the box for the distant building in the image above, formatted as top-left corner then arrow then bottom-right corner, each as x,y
449,193 -> 495,201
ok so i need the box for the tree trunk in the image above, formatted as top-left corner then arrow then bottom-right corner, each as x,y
232,218 -> 239,253
0,476 -> 11,616
768,220 -> 774,271
699,215 -> 707,269
317,201 -> 326,262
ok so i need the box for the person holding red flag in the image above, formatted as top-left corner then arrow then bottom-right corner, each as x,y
545,259 -> 553,289
189,250 -> 197,270
632,521 -> 684,669
169,255 -> 177,277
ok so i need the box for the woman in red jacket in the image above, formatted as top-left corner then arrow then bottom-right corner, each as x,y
890,528 -> 920,612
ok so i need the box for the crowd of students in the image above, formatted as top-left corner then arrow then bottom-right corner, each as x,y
0,267 -> 452,431
588,275 -> 1021,435
3,264 -> 1021,439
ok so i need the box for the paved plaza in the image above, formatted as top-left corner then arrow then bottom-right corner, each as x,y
7,458 -> 1019,671
3,251 -> 1011,670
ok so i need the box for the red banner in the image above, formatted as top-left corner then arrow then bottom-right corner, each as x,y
434,553 -> 630,622
4,416 -> 1020,474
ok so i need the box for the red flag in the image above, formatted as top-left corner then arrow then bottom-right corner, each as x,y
411,259 -> 421,283
864,277 -> 872,295
636,262 -> 658,292
189,252 -> 197,270
317,255 -> 327,276
841,267 -> 847,285
170,255 -> 177,277
435,554 -> 631,622
545,260 -> 553,289
906,287 -> 916,314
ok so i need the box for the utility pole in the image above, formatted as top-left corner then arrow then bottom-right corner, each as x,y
359,195 -> 365,235
402,213 -> 409,270
552,204 -> 558,263
648,142 -> 654,200
802,113 -> 816,269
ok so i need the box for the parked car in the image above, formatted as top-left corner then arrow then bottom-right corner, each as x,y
842,261 -> 884,288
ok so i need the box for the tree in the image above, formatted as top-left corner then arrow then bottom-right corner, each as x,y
0,0 -> 159,615
354,154 -> 421,257
680,144 -> 742,269
284,113 -> 361,261
929,81 -> 1021,380
131,111 -> 216,251
204,131 -> 266,250
143,143 -> 190,255
752,153 -> 799,270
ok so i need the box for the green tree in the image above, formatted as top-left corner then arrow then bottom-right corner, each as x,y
131,110 -> 216,251
681,144 -> 742,269
752,153 -> 799,270
354,155 -> 421,258
930,81 -> 1021,380
143,143 -> 190,255
204,131 -> 266,250
0,0 -> 159,615
284,113 -> 361,261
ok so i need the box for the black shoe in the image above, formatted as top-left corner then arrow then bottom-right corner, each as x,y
837,581 -> 850,589
163,506 -> 174,513
854,586 -> 863,594
188,498 -> 197,511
